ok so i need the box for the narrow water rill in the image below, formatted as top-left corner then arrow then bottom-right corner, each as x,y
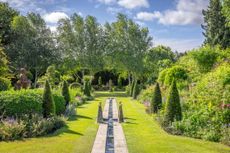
105,98 -> 114,153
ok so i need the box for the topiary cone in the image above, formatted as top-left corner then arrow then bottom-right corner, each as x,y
118,102 -> 124,123
164,79 -> 182,124
97,102 -> 103,123
151,82 -> 162,113
62,80 -> 70,107
42,80 -> 56,118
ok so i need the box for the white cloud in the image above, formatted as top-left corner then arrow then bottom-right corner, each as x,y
118,0 -> 149,9
0,0 -> 44,14
136,0 -> 209,25
154,38 -> 202,52
97,0 -> 116,5
135,20 -> 146,27
47,25 -> 57,32
97,0 -> 149,9
43,12 -> 69,24
107,7 -> 123,15
136,12 -> 157,21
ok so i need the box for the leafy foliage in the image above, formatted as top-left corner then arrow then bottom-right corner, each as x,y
7,13 -> 58,87
190,46 -> 219,72
164,80 -> 182,124
0,2 -> 18,45
83,80 -> 91,97
62,81 -> 70,106
144,45 -> 175,81
98,76 -> 102,86
151,82 -> 162,113
52,93 -> 66,115
0,45 -> 9,77
202,0 -> 230,48
158,66 -> 188,87
132,81 -> 140,99
0,90 -> 43,117
118,76 -> 122,88
0,77 -> 10,91
42,81 -> 55,118
0,115 -> 66,141
223,0 -> 230,27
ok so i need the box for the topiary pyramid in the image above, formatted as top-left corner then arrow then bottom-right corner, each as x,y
164,79 -> 182,124
42,80 -> 56,118
151,82 -> 162,113
62,80 -> 71,107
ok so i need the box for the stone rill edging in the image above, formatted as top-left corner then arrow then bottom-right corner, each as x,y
91,99 -> 109,153
91,98 -> 129,153
113,99 -> 129,153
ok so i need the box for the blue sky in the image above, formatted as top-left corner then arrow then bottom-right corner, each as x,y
1,0 -> 209,52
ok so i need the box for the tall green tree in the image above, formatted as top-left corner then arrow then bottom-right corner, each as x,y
0,2 -> 18,45
164,79 -> 182,124
57,14 -> 105,76
144,45 -> 175,83
0,45 -> 9,77
223,0 -> 230,27
151,82 -> 162,113
202,0 -> 230,48
7,13 -> 58,87
105,14 -> 152,82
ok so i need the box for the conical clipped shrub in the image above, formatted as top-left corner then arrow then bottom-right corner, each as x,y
97,102 -> 103,123
83,80 -> 91,97
98,76 -> 102,86
42,80 -> 56,118
118,76 -> 122,88
118,102 -> 124,123
164,79 -> 182,124
151,82 -> 162,113
132,80 -> 139,99
62,81 -> 70,107
109,79 -> 113,92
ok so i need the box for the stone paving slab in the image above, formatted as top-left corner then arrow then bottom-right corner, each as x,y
91,99 -> 110,153
113,99 -> 129,153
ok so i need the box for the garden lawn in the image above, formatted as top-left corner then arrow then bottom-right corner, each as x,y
0,97 -> 107,153
116,94 -> 230,153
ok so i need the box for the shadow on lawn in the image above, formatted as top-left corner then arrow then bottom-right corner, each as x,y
124,117 -> 136,120
63,129 -> 83,136
125,121 -> 138,125
124,117 -> 138,124
45,125 -> 84,138
68,115 -> 93,121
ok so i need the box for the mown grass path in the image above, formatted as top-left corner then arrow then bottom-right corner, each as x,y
116,95 -> 230,153
0,92 -> 229,153
0,97 -> 107,153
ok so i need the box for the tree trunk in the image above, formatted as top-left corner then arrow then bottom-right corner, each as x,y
128,72 -> 131,86
34,69 -> 38,88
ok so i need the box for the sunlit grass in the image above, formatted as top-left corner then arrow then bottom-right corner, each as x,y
0,92 -> 229,153
117,95 -> 230,153
0,97 -> 106,153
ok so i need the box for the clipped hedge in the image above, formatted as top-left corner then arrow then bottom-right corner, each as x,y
0,89 -> 66,117
0,77 -> 11,91
53,93 -> 65,115
0,90 -> 43,117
